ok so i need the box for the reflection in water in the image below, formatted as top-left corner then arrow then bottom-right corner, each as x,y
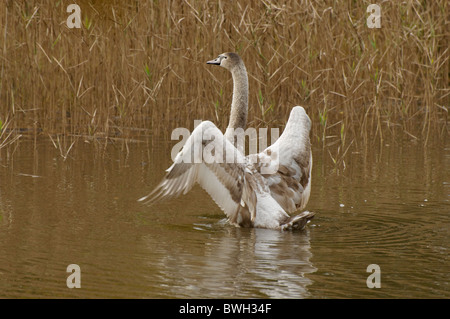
145,224 -> 315,298
0,136 -> 448,298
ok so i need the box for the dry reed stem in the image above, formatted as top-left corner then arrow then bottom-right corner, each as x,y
0,0 -> 447,153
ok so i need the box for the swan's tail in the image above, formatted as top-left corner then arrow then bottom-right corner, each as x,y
281,211 -> 315,231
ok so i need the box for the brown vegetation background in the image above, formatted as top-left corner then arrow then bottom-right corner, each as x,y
0,0 -> 448,150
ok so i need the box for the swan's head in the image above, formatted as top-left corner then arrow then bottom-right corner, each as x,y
206,52 -> 243,71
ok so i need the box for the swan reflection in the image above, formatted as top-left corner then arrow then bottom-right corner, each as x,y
145,223 -> 316,298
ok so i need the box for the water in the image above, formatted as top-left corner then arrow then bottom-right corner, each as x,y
0,135 -> 448,298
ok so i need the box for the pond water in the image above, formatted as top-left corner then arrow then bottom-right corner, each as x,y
0,134 -> 448,298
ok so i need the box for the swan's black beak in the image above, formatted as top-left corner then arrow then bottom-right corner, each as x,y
206,58 -> 220,65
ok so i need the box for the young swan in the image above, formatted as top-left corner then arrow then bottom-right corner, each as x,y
139,52 -> 314,230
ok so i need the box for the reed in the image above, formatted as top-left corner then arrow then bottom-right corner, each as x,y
0,0 -> 448,151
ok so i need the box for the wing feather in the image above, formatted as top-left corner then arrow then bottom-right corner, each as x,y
139,121 -> 251,221
250,106 -> 313,213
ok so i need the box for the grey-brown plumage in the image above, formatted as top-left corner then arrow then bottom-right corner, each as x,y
139,53 -> 314,230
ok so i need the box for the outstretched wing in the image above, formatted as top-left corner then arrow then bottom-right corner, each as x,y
248,106 -> 312,214
139,121 -> 256,223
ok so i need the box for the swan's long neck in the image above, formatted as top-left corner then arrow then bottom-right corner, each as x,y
225,64 -> 248,144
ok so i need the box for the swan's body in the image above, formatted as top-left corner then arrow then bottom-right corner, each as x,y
139,53 -> 314,230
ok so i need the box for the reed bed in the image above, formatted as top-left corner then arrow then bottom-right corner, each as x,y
0,0 -> 448,152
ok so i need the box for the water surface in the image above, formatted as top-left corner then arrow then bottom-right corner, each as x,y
0,135 -> 448,298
